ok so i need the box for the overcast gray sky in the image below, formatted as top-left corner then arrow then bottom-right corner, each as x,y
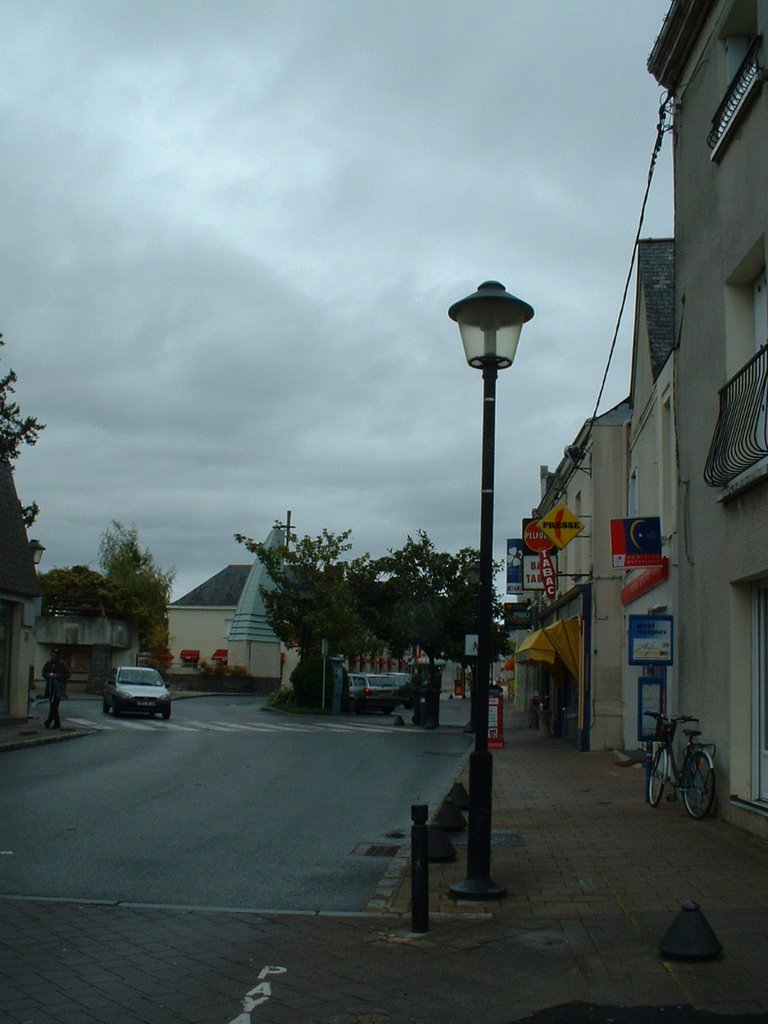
3,0 -> 673,601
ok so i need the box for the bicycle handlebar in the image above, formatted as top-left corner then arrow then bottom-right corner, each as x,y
643,712 -> 699,723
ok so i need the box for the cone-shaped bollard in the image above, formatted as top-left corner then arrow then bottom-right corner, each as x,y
434,797 -> 466,832
428,824 -> 457,862
447,781 -> 469,811
658,901 -> 723,961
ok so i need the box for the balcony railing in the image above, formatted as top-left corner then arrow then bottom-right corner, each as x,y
704,343 -> 768,486
707,36 -> 763,154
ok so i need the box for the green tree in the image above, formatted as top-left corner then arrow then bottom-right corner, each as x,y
235,526 -> 373,664
40,565 -> 140,621
351,531 -> 509,686
98,521 -> 174,650
289,655 -> 349,710
1,333 -> 44,524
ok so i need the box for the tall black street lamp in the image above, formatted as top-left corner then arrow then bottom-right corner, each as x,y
448,280 -> 534,900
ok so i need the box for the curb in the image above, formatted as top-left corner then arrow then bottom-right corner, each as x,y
0,726 -> 95,753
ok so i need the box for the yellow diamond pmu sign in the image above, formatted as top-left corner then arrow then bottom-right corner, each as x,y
537,502 -> 585,550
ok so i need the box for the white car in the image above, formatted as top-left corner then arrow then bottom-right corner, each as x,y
347,673 -> 403,714
103,666 -> 172,719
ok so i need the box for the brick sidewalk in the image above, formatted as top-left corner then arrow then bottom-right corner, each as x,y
373,725 -> 768,1017
383,727 -> 768,920
3,701 -> 768,1021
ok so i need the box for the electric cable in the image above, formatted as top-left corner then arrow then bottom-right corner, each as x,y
581,92 -> 674,449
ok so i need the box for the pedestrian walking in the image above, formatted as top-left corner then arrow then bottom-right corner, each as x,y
42,649 -> 70,730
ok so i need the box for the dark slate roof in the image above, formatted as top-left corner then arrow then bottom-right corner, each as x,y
638,239 -> 675,379
0,461 -> 41,598
170,564 -> 252,607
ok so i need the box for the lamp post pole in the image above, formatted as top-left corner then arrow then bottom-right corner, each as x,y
448,281 -> 533,901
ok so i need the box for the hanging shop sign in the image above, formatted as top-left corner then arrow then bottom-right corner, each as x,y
539,549 -> 557,598
506,538 -> 523,594
522,518 -> 556,592
610,517 -> 663,568
504,601 -> 532,630
522,518 -> 553,554
536,502 -> 585,550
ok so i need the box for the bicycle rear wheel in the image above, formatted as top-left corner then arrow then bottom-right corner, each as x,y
682,749 -> 715,819
648,746 -> 667,806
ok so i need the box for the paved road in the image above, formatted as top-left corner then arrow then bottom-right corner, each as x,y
1,696 -> 472,912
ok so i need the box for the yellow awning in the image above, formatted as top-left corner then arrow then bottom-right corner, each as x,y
516,618 -> 580,679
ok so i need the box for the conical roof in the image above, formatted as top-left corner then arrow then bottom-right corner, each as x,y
227,527 -> 283,643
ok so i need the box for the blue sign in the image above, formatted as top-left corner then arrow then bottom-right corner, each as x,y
506,538 -> 522,594
628,615 -> 674,665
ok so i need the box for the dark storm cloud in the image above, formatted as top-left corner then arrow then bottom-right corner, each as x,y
2,0 -> 673,597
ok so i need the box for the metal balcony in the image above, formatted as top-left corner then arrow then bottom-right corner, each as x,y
707,36 -> 763,155
704,343 -> 768,486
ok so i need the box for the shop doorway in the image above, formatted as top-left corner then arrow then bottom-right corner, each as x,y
0,600 -> 12,716
754,585 -> 768,802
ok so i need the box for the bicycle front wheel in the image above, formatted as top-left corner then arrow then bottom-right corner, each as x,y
648,746 -> 667,806
682,748 -> 715,819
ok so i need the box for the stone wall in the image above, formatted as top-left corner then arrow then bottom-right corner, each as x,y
165,673 -> 276,695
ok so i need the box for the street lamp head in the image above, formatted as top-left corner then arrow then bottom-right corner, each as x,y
29,538 -> 45,566
449,280 -> 534,370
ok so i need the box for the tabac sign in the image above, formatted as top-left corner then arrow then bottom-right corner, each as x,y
536,502 -> 585,550
521,518 -> 557,593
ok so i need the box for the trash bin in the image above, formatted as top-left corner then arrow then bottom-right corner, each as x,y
412,687 -> 440,728
422,687 -> 440,729
412,688 -> 426,726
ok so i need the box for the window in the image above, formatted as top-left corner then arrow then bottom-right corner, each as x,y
754,267 -> 767,352
753,585 -> 768,802
706,247 -> 768,488
660,390 -> 675,535
708,0 -> 761,159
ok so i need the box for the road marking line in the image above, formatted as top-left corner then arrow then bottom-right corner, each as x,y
228,965 -> 286,1023
60,715 -> 424,737
65,717 -> 113,729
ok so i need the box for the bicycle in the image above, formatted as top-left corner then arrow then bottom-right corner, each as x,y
644,712 -> 717,819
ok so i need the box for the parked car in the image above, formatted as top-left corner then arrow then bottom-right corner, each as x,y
103,666 -> 172,719
383,672 -> 417,709
347,673 -> 403,714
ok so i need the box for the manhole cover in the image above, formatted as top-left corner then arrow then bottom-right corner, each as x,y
351,844 -> 401,858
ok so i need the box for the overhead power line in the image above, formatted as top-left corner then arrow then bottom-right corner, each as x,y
583,93 -> 674,445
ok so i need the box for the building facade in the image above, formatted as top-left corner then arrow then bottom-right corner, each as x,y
521,401 -> 629,751
620,239 -> 677,747
649,0 -> 768,833
168,564 -> 252,669
0,462 -> 41,722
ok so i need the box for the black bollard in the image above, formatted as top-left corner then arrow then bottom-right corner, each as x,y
411,803 -> 429,933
